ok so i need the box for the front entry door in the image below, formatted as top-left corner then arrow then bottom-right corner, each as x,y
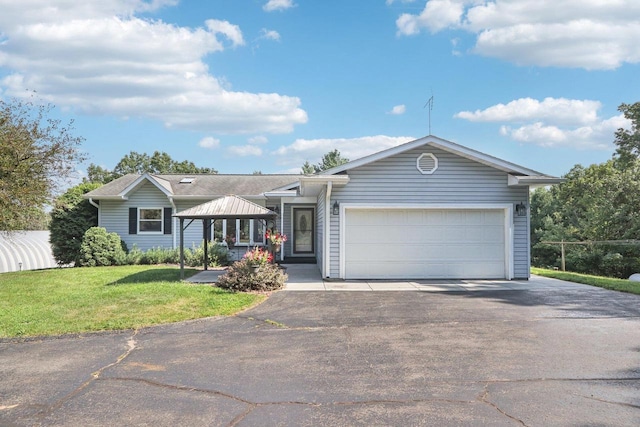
293,208 -> 314,254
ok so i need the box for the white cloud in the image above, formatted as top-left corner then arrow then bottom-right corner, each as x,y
198,136 -> 220,149
259,29 -> 281,41
228,145 -> 263,157
388,104 -> 406,115
455,98 -> 601,126
0,0 -> 307,134
273,135 -> 415,168
456,97 -> 631,150
248,135 -> 269,144
263,0 -> 295,12
393,0 -> 640,69
205,19 -> 245,47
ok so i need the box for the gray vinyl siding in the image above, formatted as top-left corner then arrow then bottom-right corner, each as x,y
175,200 -> 210,250
282,204 -> 292,257
316,188 -> 326,272
99,182 -> 173,251
330,145 -> 530,278
514,210 -> 530,279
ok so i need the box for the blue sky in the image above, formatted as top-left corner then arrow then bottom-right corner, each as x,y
1,0 -> 639,181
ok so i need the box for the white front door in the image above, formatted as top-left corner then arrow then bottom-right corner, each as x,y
344,208 -> 506,279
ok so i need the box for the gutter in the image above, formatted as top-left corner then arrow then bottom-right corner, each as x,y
169,197 -> 177,249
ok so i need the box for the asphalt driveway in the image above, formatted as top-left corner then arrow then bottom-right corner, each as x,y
1,279 -> 639,426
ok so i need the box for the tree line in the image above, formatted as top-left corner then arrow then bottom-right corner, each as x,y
531,102 -> 640,278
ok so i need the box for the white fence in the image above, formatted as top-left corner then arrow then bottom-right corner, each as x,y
0,231 -> 58,273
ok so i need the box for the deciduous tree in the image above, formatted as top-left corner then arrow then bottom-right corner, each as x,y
0,97 -> 85,231
300,149 -> 349,174
614,102 -> 640,167
86,150 -> 217,184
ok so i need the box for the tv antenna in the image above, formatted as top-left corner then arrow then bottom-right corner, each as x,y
424,95 -> 434,135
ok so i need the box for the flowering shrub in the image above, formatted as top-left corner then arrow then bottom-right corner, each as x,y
217,258 -> 287,292
265,230 -> 287,245
243,247 -> 273,265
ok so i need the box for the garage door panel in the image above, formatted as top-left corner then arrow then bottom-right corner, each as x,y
345,209 -> 506,279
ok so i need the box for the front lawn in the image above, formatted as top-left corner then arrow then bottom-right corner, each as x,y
531,267 -> 640,295
0,265 -> 264,338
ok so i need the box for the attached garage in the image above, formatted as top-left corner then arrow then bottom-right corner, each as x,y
342,207 -> 510,280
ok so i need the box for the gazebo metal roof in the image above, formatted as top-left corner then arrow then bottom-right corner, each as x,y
174,195 -> 277,220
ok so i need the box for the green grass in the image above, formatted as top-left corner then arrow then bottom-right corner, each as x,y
0,265 -> 265,338
531,267 -> 640,295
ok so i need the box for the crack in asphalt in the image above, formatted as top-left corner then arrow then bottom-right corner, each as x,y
21,330 -> 139,421
479,384 -> 528,426
576,393 -> 640,410
101,376 -> 480,427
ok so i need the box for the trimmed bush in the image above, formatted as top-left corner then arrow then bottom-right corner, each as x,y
77,227 -> 127,267
184,241 -> 229,267
217,258 -> 287,292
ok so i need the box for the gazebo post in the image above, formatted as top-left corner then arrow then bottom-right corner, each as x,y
203,219 -> 209,271
179,218 -> 185,280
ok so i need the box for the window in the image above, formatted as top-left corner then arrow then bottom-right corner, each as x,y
139,209 -> 162,232
217,219 -> 266,245
239,219 -> 250,244
253,220 -> 264,244
226,220 -> 237,242
129,207 -> 171,235
139,208 -> 162,232
213,220 -> 223,242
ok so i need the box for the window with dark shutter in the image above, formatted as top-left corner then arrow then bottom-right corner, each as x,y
129,208 -> 137,234
164,207 -> 172,235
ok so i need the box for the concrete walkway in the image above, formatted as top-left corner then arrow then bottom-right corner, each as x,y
188,264 -> 581,291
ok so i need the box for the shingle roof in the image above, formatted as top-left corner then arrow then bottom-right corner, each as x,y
174,195 -> 277,219
84,174 -> 300,198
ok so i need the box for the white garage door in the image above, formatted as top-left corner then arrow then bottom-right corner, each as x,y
344,209 -> 506,279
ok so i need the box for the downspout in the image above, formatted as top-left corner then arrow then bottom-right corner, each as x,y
88,198 -> 100,226
169,197 -> 177,249
324,181 -> 332,278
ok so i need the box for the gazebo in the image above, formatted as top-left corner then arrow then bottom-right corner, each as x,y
173,195 -> 278,279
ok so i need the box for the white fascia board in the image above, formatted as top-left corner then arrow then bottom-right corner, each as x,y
263,190 -> 298,197
83,195 -> 128,201
281,196 -> 317,204
119,173 -> 173,198
299,175 -> 350,186
299,175 -> 350,196
508,175 -> 565,187
427,139 -> 543,175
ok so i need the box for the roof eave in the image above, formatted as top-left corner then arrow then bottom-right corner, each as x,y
82,195 -> 128,201
507,174 -> 565,188
318,135 -> 545,176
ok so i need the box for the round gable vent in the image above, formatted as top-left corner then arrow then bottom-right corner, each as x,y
416,153 -> 438,175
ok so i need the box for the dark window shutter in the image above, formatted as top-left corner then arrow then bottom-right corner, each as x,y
164,207 -> 172,235
129,208 -> 137,234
